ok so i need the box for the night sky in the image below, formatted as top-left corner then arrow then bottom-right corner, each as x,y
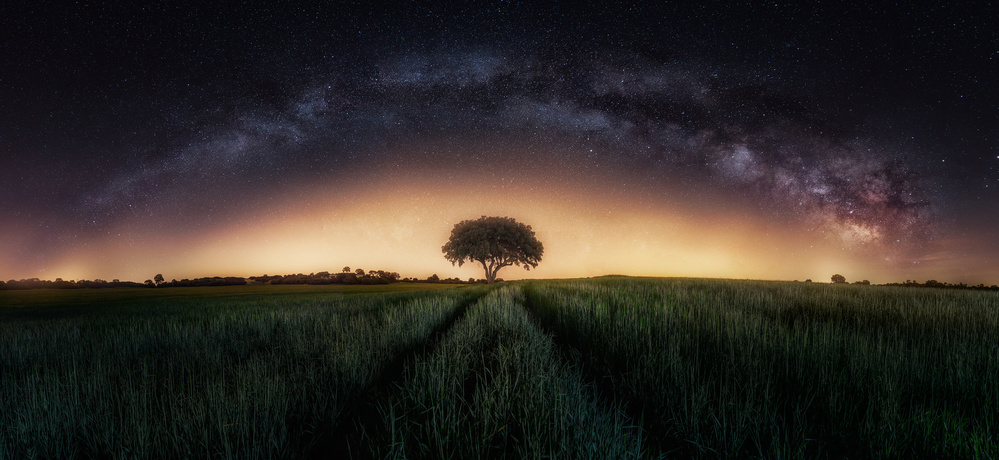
2,2 -> 997,284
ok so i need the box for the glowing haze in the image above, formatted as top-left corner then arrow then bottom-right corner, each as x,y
5,169 -> 962,284
2,4 -> 997,285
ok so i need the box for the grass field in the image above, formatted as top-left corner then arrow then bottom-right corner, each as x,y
0,283 -> 480,458
0,283 -> 461,313
1,278 -> 996,458
525,277 -> 999,458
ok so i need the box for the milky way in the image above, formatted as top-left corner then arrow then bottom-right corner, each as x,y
1,3 -> 996,282
65,50 -> 938,254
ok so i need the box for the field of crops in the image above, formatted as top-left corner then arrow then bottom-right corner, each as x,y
526,278 -> 999,458
2,278 -> 997,458
0,284 -> 480,458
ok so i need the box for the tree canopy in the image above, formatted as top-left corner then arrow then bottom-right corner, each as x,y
442,216 -> 543,283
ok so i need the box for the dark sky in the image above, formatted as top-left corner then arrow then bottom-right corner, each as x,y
2,2 -> 997,284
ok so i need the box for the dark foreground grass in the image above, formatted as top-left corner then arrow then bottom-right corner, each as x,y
3,278 -> 997,458
0,283 -> 460,320
0,284 -> 482,458
525,277 -> 999,458
369,286 -> 642,459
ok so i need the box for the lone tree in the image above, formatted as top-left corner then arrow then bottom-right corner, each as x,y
442,216 -> 543,283
153,274 -> 165,286
831,274 -> 847,284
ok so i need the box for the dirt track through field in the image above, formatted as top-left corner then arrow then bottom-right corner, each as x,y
344,286 -> 643,458
321,284 -> 662,458
520,283 -> 685,457
321,287 -> 492,457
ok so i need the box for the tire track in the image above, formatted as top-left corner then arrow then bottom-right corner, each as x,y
365,286 -> 643,458
520,282 -> 689,458
317,286 -> 493,457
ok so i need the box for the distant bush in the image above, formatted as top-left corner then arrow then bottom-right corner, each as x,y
161,277 -> 247,287
248,269 -> 400,286
1,278 -> 147,290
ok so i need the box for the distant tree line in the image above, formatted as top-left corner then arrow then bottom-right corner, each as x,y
0,276 -> 254,290
249,269 -> 401,285
402,274 -> 500,284
0,278 -> 148,290
248,270 -> 498,286
13,273 -> 993,291
157,277 -> 248,287
0,269 -> 500,291
828,274 -> 871,285
882,279 -> 999,291
810,275 -> 998,291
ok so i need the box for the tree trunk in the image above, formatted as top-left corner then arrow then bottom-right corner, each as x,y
481,260 -> 495,284
481,259 -> 506,283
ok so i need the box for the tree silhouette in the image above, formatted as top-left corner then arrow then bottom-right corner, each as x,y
442,216 -> 543,283
154,274 -> 164,286
342,266 -> 350,273
831,274 -> 847,284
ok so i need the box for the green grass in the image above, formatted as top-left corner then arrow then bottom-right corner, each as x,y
370,286 -> 642,459
0,284 -> 482,458
0,283 -> 460,320
525,277 -> 999,458
2,277 -> 997,458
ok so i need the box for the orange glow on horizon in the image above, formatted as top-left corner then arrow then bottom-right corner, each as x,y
5,170 -> 990,286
